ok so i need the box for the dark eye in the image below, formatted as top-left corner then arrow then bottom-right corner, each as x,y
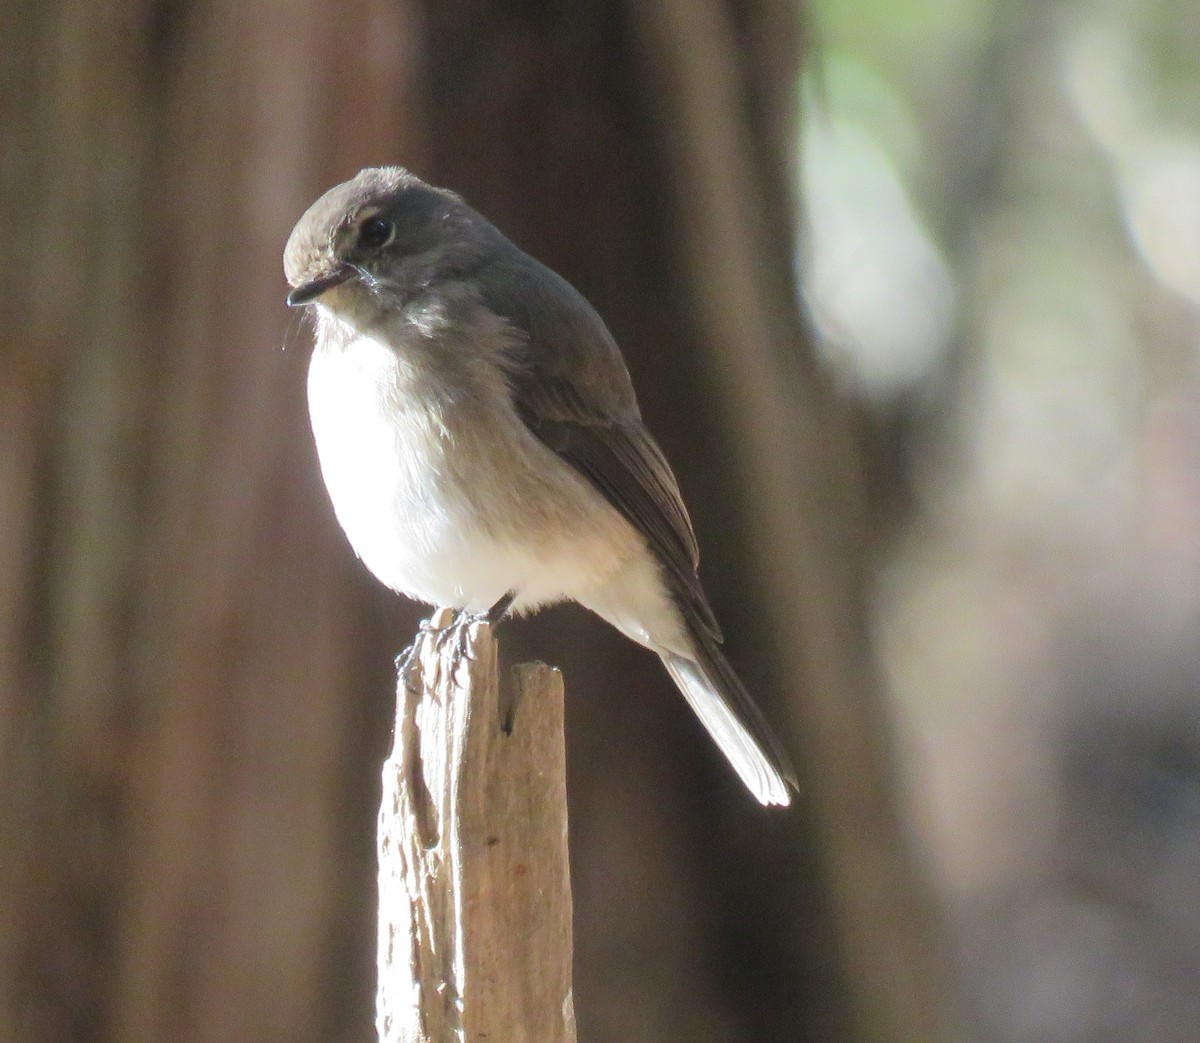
358,216 -> 394,250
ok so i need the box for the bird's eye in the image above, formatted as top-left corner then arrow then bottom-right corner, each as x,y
358,216 -> 394,250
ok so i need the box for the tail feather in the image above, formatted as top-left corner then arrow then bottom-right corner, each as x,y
579,552 -> 796,805
661,637 -> 796,806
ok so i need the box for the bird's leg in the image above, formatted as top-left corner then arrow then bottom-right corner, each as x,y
485,590 -> 516,625
433,591 -> 517,663
449,591 -> 517,629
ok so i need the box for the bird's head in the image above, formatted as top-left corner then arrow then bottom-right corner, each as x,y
284,167 -> 493,319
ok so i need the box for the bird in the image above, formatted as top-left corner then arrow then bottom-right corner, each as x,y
284,167 -> 796,805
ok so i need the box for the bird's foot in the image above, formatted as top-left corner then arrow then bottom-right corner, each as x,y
394,611 -> 456,687
398,595 -> 516,678
433,615 -> 474,662
424,585 -> 513,667
394,642 -> 417,675
430,592 -> 516,664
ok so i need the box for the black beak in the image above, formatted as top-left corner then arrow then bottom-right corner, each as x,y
286,264 -> 356,307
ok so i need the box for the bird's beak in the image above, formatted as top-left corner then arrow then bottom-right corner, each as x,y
286,263 -> 356,307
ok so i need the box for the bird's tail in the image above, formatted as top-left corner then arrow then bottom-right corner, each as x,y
660,628 -> 797,806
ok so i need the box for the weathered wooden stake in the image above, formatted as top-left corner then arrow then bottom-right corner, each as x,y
376,609 -> 577,1043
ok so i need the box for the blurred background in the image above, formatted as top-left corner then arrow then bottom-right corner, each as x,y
805,2 -> 1200,1040
2,0 -> 1197,1041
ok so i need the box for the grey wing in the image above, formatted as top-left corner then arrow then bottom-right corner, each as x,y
479,249 -> 720,639
515,376 -> 722,642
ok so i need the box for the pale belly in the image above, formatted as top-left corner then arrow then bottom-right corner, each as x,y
306,332 -> 642,613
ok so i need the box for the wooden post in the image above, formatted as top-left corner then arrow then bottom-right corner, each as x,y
376,609 -> 577,1043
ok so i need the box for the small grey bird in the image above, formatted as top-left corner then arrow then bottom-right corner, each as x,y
284,167 -> 796,805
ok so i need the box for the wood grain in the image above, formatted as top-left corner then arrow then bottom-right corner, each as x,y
377,611 -> 575,1043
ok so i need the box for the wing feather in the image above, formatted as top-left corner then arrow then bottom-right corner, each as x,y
514,378 -> 721,641
481,252 -> 720,639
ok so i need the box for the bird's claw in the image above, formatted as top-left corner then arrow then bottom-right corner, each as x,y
432,610 -> 482,663
397,594 -> 515,677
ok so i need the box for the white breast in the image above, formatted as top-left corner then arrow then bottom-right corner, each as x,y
306,324 -> 642,613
